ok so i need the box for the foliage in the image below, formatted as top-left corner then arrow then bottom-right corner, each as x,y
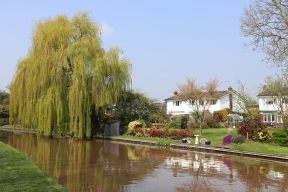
109,90 -> 166,131
9,13 -> 131,138
271,128 -> 288,147
282,114 -> 288,129
130,128 -> 194,140
0,118 -> 9,126
232,135 -> 246,144
204,117 -> 222,128
0,90 -> 9,118
238,112 -> 270,142
176,79 -> 219,135
213,108 -> 230,122
127,120 -> 147,134
168,115 -> 188,129
241,0 -> 288,66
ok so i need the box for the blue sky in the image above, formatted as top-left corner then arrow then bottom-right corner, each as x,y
0,0 -> 280,100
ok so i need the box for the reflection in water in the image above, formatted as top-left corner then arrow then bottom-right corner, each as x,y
0,131 -> 288,192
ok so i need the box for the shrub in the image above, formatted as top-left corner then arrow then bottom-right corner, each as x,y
282,114 -> 288,129
127,120 -> 147,134
204,117 -> 222,128
213,108 -> 230,122
271,128 -> 288,147
232,135 -> 246,144
0,118 -> 9,126
238,112 -> 268,141
130,128 -> 194,140
168,115 -> 188,129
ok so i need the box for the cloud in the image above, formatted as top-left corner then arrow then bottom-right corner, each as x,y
100,22 -> 112,36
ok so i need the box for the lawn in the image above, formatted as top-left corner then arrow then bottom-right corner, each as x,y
233,141 -> 288,156
0,142 -> 66,192
195,127 -> 237,145
117,127 -> 288,157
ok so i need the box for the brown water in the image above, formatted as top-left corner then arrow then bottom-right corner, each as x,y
0,131 -> 288,192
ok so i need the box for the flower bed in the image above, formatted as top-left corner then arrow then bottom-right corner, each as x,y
130,128 -> 194,140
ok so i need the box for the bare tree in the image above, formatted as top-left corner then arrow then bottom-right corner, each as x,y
241,0 -> 288,66
262,73 -> 288,116
233,81 -> 257,113
177,79 -> 218,135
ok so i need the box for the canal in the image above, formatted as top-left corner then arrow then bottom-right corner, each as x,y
0,130 -> 287,192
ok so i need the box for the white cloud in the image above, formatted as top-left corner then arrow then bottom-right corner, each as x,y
100,22 -> 112,36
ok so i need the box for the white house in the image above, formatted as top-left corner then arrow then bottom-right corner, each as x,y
258,91 -> 284,125
165,87 -> 243,115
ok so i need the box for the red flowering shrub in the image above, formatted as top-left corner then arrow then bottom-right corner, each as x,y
238,112 -> 270,142
128,128 -> 194,140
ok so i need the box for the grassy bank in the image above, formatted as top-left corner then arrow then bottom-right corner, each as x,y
0,142 -> 66,192
233,141 -> 288,156
116,127 -> 288,157
195,127 -> 237,145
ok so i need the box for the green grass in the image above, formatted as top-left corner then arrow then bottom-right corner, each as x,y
232,141 -> 288,156
118,128 -> 288,157
0,142 -> 66,192
114,135 -> 181,145
195,127 -> 237,145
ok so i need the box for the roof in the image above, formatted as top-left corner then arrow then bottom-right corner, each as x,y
257,91 -> 288,97
165,90 -> 229,101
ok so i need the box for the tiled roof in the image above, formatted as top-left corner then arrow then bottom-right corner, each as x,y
258,91 -> 281,96
165,90 -> 229,101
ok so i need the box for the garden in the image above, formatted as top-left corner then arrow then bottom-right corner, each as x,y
118,105 -> 288,156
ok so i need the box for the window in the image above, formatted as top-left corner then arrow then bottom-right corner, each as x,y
189,100 -> 195,105
210,99 -> 217,105
272,114 -> 275,122
199,100 -> 204,106
266,100 -> 274,105
277,115 -> 283,123
173,101 -> 180,106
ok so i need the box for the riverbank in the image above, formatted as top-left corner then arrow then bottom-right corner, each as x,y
96,135 -> 288,163
1,126 -> 288,163
0,142 -> 66,192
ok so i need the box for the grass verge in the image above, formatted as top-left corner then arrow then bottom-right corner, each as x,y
0,142 -> 66,192
117,128 -> 288,157
232,141 -> 288,156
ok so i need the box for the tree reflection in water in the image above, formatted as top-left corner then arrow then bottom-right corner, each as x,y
0,131 -> 288,192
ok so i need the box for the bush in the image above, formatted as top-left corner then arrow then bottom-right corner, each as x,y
232,135 -> 246,144
0,118 -> 9,126
282,115 -> 288,129
127,120 -> 147,134
238,112 -> 269,141
213,108 -> 230,122
168,115 -> 188,129
130,128 -> 194,140
204,117 -> 222,128
271,128 -> 288,147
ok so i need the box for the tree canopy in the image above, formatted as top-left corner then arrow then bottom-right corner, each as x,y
241,0 -> 288,66
9,13 -> 131,138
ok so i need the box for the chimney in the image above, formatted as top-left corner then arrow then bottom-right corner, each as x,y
228,87 -> 233,112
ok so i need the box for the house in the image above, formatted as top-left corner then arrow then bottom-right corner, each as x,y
258,91 -> 284,126
165,87 -> 243,115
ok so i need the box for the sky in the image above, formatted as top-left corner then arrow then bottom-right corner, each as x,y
0,0 -> 281,101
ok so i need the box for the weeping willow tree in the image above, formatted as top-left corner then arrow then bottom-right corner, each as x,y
9,13 -> 131,138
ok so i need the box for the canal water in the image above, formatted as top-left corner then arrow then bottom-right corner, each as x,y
0,130 -> 287,192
